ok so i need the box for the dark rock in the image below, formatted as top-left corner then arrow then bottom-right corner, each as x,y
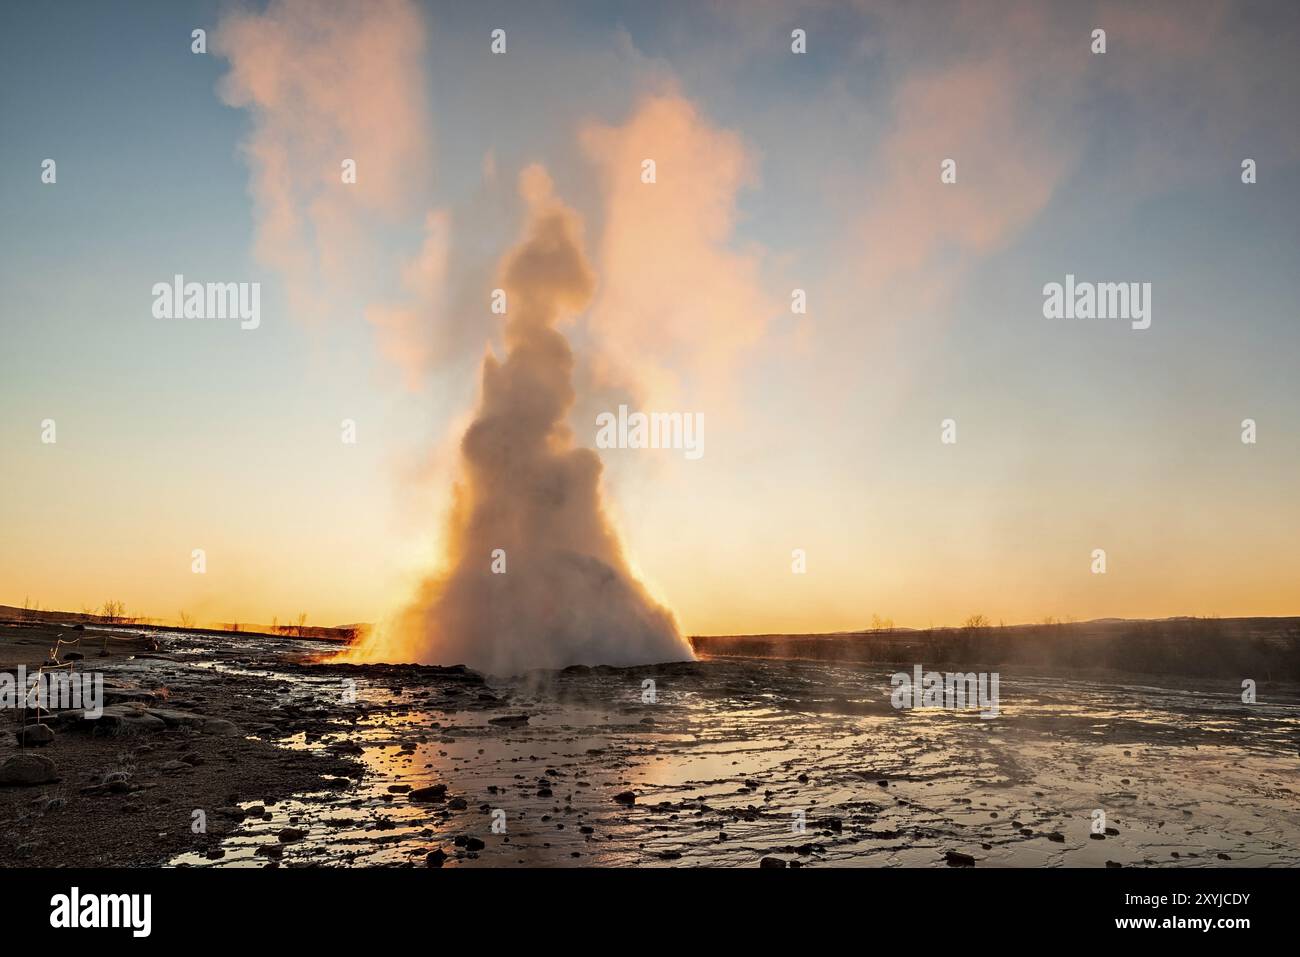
0,754 -> 58,786
759,856 -> 787,869
614,791 -> 636,805
79,704 -> 167,735
944,850 -> 976,867
410,784 -> 448,802
202,719 -> 240,736
148,708 -> 206,729
15,724 -> 55,747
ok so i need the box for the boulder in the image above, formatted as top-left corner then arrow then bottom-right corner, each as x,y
0,754 -> 58,786
15,724 -> 55,747
201,719 -> 241,736
79,704 -> 167,735
148,708 -> 206,729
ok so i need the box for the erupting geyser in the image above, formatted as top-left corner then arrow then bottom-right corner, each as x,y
354,166 -> 693,673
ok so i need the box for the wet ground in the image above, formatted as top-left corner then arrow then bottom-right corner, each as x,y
115,628 -> 1300,869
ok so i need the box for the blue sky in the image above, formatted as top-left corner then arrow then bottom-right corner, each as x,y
2,0 -> 1297,632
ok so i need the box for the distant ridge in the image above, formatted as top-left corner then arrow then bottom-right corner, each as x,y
691,616 -> 1300,680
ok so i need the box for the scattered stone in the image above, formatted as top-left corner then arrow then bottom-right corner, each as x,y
426,848 -> 447,868
278,827 -> 306,843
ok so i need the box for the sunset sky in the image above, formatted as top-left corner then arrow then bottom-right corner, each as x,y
2,0 -> 1298,636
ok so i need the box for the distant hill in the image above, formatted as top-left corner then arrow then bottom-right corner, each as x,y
691,616 -> 1300,681
0,605 -> 365,645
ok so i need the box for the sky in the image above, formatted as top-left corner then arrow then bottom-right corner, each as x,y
1,0 -> 1297,636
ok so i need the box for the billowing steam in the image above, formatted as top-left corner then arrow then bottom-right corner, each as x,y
351,167 -> 692,673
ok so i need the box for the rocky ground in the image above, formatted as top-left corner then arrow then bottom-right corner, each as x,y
0,620 -> 358,866
3,619 -> 1297,868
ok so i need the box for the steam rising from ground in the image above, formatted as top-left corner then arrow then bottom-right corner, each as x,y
350,167 -> 692,673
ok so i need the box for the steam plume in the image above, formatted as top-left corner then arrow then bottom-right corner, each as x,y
351,167 -> 692,673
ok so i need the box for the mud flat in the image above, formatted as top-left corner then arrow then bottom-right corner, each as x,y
3,620 -> 1297,868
